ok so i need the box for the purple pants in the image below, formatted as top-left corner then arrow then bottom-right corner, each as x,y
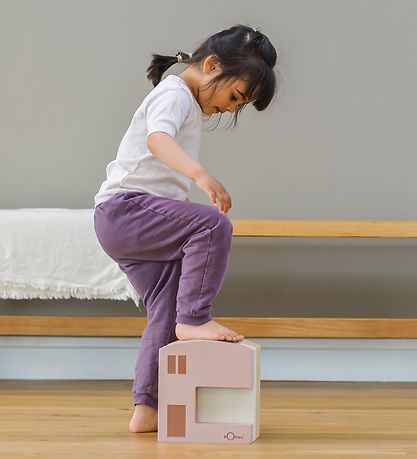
93,191 -> 233,410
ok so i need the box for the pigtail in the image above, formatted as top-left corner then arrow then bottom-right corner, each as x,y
146,51 -> 193,87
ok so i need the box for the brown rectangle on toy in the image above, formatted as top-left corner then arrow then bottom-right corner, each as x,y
167,404 -> 186,437
178,355 -> 186,374
167,355 -> 176,374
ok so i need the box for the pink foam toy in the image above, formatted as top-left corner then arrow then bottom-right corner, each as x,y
158,338 -> 261,444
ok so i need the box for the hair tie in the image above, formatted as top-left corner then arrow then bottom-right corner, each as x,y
176,52 -> 193,63
218,26 -> 259,33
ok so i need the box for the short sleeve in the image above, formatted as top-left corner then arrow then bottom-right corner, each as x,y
146,87 -> 191,139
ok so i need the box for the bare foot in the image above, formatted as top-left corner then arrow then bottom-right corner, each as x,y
129,404 -> 158,433
175,319 -> 245,342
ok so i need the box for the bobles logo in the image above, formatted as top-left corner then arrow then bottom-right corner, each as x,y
224,431 -> 244,441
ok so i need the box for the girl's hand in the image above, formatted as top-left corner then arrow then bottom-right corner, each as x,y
194,170 -> 232,214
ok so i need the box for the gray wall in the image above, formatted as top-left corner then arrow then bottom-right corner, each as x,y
1,0 -> 416,318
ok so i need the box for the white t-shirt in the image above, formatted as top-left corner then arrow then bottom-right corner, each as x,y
94,74 -> 203,207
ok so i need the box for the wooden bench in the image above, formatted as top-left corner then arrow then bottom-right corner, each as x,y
1,220 -> 417,338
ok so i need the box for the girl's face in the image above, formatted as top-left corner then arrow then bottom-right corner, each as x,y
181,55 -> 254,115
200,74 -> 251,115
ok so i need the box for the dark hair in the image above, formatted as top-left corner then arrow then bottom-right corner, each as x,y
146,24 -> 281,129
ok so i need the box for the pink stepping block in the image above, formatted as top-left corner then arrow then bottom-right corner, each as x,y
158,338 -> 261,444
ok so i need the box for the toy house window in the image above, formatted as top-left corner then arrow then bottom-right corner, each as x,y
167,354 -> 186,374
196,387 -> 254,423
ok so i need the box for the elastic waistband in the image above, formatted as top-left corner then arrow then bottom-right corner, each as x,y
95,191 -> 152,210
119,191 -> 150,200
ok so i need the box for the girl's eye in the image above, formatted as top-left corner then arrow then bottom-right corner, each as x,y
231,95 -> 237,101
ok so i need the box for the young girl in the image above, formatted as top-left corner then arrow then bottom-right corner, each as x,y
93,24 -> 278,433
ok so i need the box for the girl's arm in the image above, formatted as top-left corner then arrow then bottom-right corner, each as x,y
148,132 -> 231,213
147,131 -> 206,181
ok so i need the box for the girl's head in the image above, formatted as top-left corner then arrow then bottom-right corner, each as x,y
146,24 -> 281,128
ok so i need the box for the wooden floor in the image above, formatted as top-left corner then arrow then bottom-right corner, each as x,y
1,380 -> 417,458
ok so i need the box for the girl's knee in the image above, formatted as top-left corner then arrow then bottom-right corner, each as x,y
212,213 -> 233,244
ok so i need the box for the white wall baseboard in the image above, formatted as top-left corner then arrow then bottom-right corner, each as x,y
1,337 -> 416,381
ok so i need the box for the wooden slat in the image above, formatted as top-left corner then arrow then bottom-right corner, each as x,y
1,316 -> 417,338
230,220 -> 417,237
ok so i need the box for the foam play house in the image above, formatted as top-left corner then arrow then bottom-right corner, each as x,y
158,339 -> 261,444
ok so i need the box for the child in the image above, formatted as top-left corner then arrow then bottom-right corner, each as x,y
93,24 -> 279,433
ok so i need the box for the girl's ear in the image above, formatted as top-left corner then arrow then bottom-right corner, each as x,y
203,54 -> 222,73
